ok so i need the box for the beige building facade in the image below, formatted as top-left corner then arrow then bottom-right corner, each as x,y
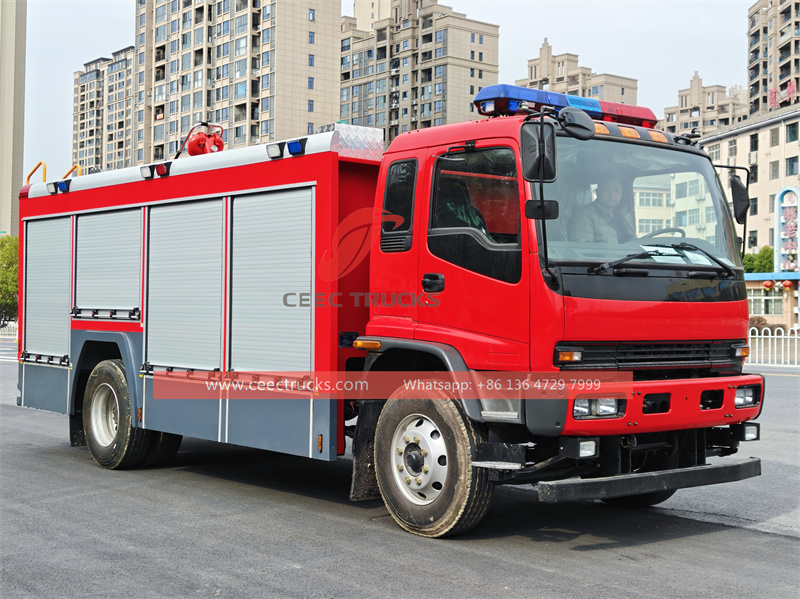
72,48 -> 136,173
661,72 -> 748,136
132,0 -> 340,165
341,0 -> 499,146
514,39 -> 637,105
748,0 -> 800,116
0,0 -> 26,236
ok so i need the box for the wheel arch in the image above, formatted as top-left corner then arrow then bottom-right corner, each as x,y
348,337 -> 481,502
69,331 -> 144,445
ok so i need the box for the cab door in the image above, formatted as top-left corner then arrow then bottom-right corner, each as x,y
415,141 -> 530,371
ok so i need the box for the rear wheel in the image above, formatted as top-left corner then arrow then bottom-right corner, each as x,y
83,359 -> 151,469
374,385 -> 492,537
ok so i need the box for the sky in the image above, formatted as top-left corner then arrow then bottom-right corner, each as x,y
21,0 -> 754,181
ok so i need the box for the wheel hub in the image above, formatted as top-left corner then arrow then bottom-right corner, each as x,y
390,414 -> 449,506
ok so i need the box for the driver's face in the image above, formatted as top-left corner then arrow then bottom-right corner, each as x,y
597,180 -> 622,209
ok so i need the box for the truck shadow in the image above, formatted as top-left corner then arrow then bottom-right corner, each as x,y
167,438 -> 767,547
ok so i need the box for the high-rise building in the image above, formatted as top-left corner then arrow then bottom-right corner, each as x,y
72,47 -> 136,173
514,38 -> 637,105
340,0 -> 499,145
133,0 -> 340,165
661,72 -> 748,136
353,0 -> 391,31
748,0 -> 800,116
0,0 -> 26,236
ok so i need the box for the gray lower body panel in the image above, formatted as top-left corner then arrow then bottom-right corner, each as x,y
537,457 -> 761,502
19,363 -> 70,414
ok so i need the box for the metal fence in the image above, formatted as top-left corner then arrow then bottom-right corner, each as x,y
0,321 -> 17,339
747,326 -> 800,366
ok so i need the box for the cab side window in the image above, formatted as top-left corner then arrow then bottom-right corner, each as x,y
380,159 -> 417,253
428,147 -> 521,283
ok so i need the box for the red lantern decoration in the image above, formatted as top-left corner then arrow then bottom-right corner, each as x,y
782,280 -> 793,289
763,280 -> 774,289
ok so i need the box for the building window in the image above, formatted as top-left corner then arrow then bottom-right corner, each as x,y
787,122 -> 798,143
748,230 -> 758,248
708,144 -> 720,161
750,198 -> 758,216
748,288 -> 782,315
308,122 -> 314,135
479,34 -> 483,44
770,160 -> 779,179
729,139 -> 737,157
769,194 -> 776,213
308,77 -> 314,89
308,54 -> 314,67
471,33 -> 475,42
309,8 -> 315,21
750,133 -> 758,152
750,165 -> 758,184
787,156 -> 799,176
770,127 -> 780,147
308,100 -> 314,112
309,32 -> 315,44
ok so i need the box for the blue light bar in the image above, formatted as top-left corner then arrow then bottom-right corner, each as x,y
286,138 -> 307,156
474,83 -> 602,118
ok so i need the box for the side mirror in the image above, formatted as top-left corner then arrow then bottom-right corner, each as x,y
557,107 -> 595,141
730,174 -> 749,225
520,121 -> 557,182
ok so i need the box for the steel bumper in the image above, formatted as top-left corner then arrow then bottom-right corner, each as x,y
536,457 -> 761,503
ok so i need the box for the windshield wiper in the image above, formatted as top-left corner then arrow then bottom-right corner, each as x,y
588,250 -> 670,274
645,242 -> 736,279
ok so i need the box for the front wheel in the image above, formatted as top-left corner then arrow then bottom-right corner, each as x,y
83,359 -> 151,469
374,385 -> 492,537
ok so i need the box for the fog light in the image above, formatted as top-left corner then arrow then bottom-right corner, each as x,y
596,398 -> 618,416
735,345 -> 750,358
735,386 -> 759,408
558,350 -> 582,363
573,399 -> 590,417
579,440 -> 597,458
744,425 -> 759,441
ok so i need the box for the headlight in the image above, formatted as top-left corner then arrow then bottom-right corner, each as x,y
573,397 -> 624,419
735,386 -> 760,408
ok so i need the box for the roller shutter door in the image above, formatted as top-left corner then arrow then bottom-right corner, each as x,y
75,210 -> 141,311
147,200 -> 223,370
230,188 -> 313,371
25,218 -> 71,356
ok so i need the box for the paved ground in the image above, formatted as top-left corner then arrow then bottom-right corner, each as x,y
1,339 -> 798,598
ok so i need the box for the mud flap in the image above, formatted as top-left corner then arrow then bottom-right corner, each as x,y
349,400 -> 383,501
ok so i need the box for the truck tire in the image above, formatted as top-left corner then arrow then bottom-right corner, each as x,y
374,385 -> 493,537
140,431 -> 183,468
83,359 -> 151,469
602,489 -> 677,508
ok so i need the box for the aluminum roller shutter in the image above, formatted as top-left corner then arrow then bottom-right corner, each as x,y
25,218 -> 71,356
147,200 -> 223,370
230,188 -> 313,371
75,210 -> 141,310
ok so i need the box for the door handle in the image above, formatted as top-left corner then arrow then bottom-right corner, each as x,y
422,273 -> 445,293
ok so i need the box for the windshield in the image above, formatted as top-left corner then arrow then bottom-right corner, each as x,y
537,137 -> 742,271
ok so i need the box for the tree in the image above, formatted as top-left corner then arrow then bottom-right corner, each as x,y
0,236 -> 19,323
753,246 -> 775,273
743,253 -> 756,273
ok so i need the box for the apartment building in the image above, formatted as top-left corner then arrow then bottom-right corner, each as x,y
661,72 -> 748,136
700,105 -> 800,270
133,0 -> 340,164
72,47 -> 136,173
340,0 -> 499,145
748,0 -> 800,116
514,39 -> 637,105
0,0 -> 26,236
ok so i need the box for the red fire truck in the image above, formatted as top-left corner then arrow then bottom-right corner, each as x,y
18,84 -> 763,537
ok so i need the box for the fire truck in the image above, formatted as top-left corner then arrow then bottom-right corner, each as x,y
18,84 -> 763,537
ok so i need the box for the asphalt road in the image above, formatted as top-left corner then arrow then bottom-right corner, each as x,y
1,339 -> 798,598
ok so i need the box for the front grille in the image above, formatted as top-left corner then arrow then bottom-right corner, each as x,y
556,340 -> 744,371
